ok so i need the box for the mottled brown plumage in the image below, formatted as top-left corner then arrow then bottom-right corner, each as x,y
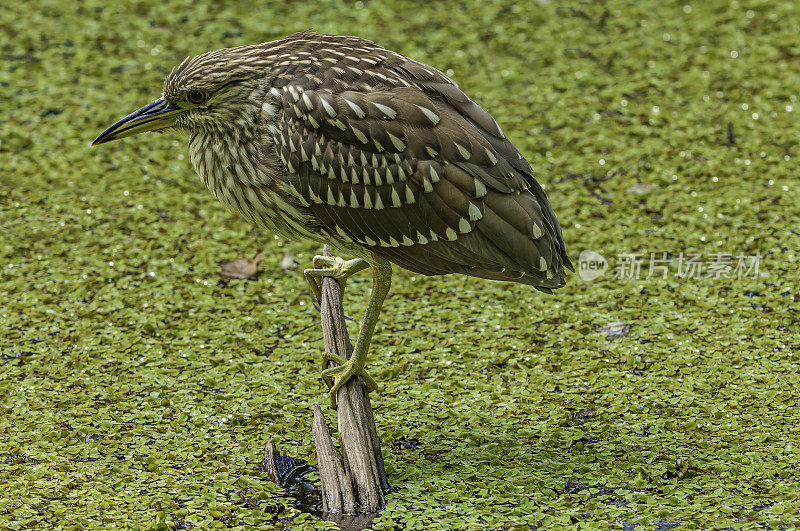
93,31 -> 573,407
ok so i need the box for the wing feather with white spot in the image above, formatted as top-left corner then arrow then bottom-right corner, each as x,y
267,34 -> 571,288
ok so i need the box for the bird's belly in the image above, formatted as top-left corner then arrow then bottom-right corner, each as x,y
211,171 -> 317,241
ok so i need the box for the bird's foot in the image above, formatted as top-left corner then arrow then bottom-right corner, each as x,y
303,256 -> 368,303
321,351 -> 378,409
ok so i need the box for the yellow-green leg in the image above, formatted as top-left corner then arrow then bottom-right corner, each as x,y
303,255 -> 392,409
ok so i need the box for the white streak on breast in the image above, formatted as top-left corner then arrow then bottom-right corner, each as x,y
188,131 -> 317,242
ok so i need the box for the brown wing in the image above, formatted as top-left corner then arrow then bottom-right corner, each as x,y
268,33 -> 572,291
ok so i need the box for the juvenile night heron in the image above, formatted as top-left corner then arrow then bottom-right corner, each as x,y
92,31 -> 573,408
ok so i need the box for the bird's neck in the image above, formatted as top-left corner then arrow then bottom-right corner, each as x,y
187,86 -> 276,193
189,129 -> 266,187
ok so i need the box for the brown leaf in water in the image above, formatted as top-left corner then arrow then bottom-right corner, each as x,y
220,252 -> 264,280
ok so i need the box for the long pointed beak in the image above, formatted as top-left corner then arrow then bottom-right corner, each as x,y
91,98 -> 184,146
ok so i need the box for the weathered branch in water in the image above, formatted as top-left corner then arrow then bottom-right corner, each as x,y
314,244 -> 388,514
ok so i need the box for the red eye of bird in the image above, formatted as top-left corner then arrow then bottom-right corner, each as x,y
186,90 -> 207,104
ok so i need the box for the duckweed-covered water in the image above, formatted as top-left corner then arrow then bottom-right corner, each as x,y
2,0 -> 799,528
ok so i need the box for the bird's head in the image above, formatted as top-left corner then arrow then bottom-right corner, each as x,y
91,45 -> 272,146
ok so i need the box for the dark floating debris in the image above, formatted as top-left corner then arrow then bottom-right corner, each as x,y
261,442 -> 323,518
392,437 -> 421,450
261,442 -> 315,488
261,441 -> 379,530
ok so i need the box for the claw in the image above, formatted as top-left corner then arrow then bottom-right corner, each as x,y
303,256 -> 368,304
320,351 -> 347,389
322,352 -> 378,409
312,255 -> 339,269
303,269 -> 324,303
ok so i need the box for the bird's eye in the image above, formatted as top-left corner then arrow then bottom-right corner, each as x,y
186,90 -> 208,104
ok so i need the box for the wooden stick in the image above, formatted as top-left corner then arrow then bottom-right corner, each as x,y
314,244 -> 387,514
311,405 -> 355,513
